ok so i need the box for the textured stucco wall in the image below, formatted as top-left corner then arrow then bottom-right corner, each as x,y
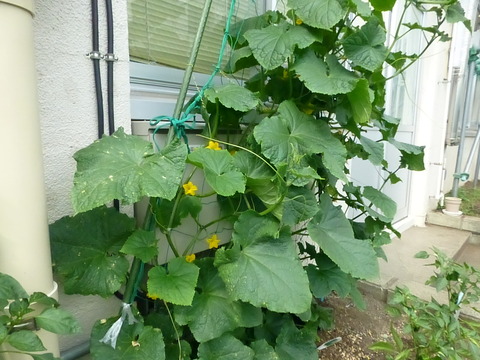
33,0 -> 131,351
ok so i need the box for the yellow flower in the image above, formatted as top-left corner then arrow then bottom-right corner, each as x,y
207,234 -> 220,249
186,254 -> 196,263
147,293 -> 159,300
183,181 -> 198,196
282,68 -> 289,79
296,18 -> 303,25
206,140 -> 222,150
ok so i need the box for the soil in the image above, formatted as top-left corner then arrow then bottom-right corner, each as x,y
317,291 -> 403,360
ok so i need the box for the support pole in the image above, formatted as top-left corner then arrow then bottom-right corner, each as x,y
0,0 -> 59,357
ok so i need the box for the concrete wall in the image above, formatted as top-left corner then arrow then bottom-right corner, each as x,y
33,0 -> 131,351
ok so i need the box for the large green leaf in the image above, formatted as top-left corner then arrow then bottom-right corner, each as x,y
0,273 -> 28,300
244,21 -> 317,70
6,330 -> 45,352
91,319 -> 165,360
360,137 -> 384,166
288,0 -> 347,29
307,194 -> 378,279
174,259 -> 262,342
214,211 -> 312,313
275,321 -> 318,360
254,100 -> 347,181
187,148 -> 246,196
204,84 -> 259,111
49,206 -> 134,297
293,51 -> 359,95
347,79 -> 373,124
369,0 -> 396,11
120,229 -> 158,263
343,19 -> 388,71
35,308 -> 81,334
147,257 -> 199,306
72,128 -> 187,213
197,333 -> 255,360
363,186 -> 397,222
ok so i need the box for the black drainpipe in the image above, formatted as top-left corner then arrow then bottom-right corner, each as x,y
105,0 -> 116,136
89,0 -> 104,138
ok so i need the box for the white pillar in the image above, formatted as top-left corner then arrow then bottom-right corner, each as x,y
0,0 -> 59,357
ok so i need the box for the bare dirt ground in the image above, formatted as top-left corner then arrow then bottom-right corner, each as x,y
317,292 -> 402,360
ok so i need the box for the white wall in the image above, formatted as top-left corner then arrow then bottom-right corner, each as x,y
34,0 -> 131,351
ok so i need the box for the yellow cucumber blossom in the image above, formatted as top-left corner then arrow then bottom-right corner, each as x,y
183,181 -> 198,196
296,18 -> 303,25
185,254 -> 196,263
147,293 -> 159,300
206,140 -> 221,150
207,234 -> 220,249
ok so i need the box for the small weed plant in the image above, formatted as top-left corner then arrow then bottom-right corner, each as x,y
48,0 -> 469,358
372,249 -> 480,360
0,273 -> 80,360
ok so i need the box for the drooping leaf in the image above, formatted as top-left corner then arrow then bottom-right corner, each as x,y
343,19 -> 388,71
35,308 -> 81,334
363,186 -> 397,222
369,0 -> 396,11
244,21 -> 317,70
147,257 -> 199,306
0,273 -> 28,300
121,229 -> 158,263
351,0 -> 372,17
204,84 -> 259,111
174,258 -> 262,342
6,330 -> 46,352
251,340 -> 279,360
360,137 -> 384,166
197,333 -> 255,360
187,148 -> 246,196
307,194 -> 379,279
347,79 -> 373,124
49,206 -> 134,297
446,2 -> 471,29
29,292 -> 59,307
281,186 -> 319,226
214,211 -> 312,313
275,320 -> 318,360
254,100 -> 347,181
388,138 -> 425,171
293,51 -> 359,95
288,0 -> 347,29
72,128 -> 187,213
91,319 -> 165,360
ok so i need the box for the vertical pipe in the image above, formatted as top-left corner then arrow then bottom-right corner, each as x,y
0,0 -> 59,357
105,0 -> 115,135
91,0 -> 105,138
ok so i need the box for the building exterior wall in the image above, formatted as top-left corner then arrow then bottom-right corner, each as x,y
33,0 -> 131,351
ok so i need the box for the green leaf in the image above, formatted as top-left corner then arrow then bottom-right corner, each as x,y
347,79 -> 373,124
187,148 -> 246,196
91,320 -> 165,360
215,211 -> 312,313
369,0 -> 396,11
414,250 -> 430,259
31,354 -> 59,360
72,128 -> 187,213
306,263 -> 354,299
244,21 -> 317,70
174,259 -> 262,342
282,186 -> 319,226
288,0 -> 347,29
363,186 -> 397,222
276,321 -> 318,360
197,333 -> 255,360
343,18 -> 388,71
446,2 -> 470,26
29,292 -> 58,307
307,194 -> 379,279
49,206 -> 134,297
251,339 -> 279,360
147,257 -> 199,306
254,100 -> 347,181
6,330 -> 45,352
35,308 -> 81,334
293,51 -> 359,95
389,138 -> 425,171
351,0 -> 372,17
204,84 -> 259,111
121,229 -> 158,263
0,273 -> 28,300
369,341 -> 396,352
360,137 -> 384,166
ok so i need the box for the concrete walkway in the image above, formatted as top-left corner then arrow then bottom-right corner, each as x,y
362,212 -> 480,319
